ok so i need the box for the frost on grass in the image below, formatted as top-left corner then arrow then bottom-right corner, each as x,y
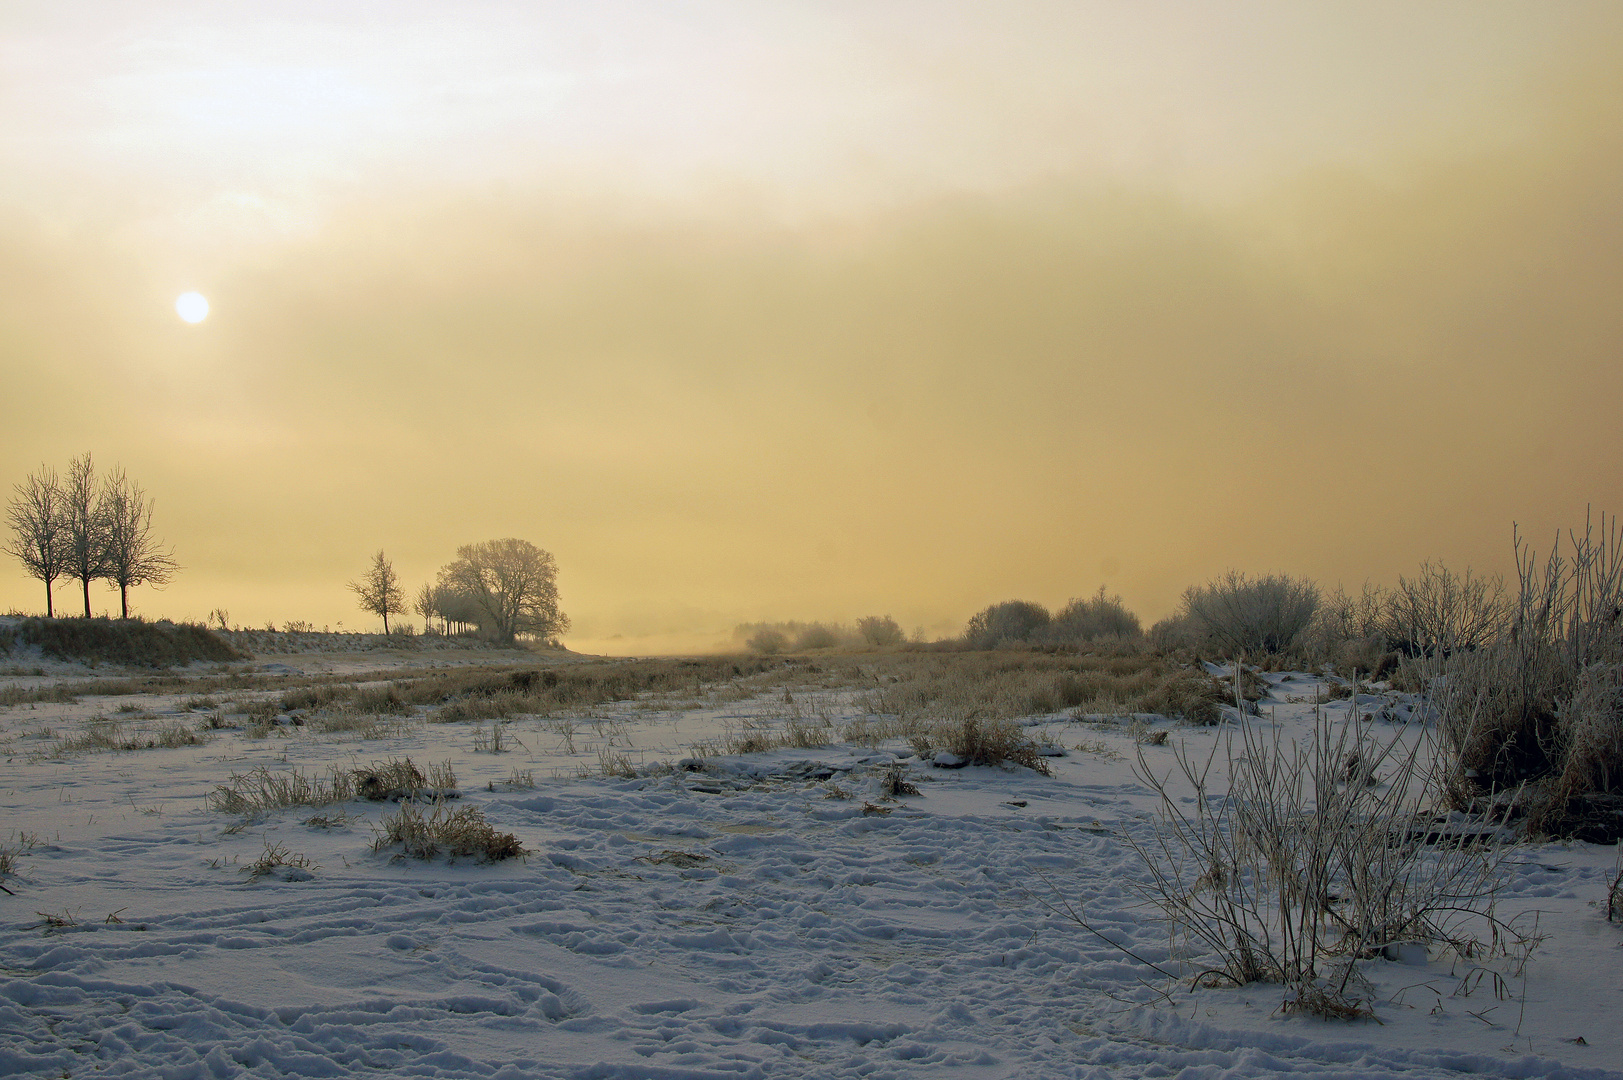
51,719 -> 208,756
207,758 -> 457,815
370,801 -> 526,863
936,717 -> 1053,775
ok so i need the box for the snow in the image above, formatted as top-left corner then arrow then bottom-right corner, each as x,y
1,654 -> 1620,1079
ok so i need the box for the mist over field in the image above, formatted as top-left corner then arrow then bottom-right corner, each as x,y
2,2 -> 1620,652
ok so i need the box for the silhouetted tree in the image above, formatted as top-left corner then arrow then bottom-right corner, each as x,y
4,465 -> 68,617
433,584 -> 484,635
436,538 -> 568,644
348,550 -> 407,633
100,467 -> 178,619
62,454 -> 110,618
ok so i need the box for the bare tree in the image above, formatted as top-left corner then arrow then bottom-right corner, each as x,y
348,550 -> 407,634
4,466 -> 68,617
99,467 -> 178,619
436,538 -> 568,644
62,453 -> 110,618
414,582 -> 441,635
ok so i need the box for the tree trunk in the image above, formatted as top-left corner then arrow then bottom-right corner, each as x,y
81,577 -> 91,618
45,582 -> 53,619
120,584 -> 129,620
383,611 -> 390,635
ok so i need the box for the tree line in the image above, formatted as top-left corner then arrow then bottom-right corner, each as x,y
734,616 -> 907,654
348,538 -> 568,645
4,454 -> 177,619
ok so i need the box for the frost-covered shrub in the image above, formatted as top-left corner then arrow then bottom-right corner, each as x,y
963,600 -> 1051,649
857,615 -> 905,647
747,628 -> 789,655
1181,571 -> 1319,656
1046,587 -> 1142,644
1381,562 -> 1507,657
794,623 -> 841,650
734,621 -> 859,653
1147,611 -> 1201,651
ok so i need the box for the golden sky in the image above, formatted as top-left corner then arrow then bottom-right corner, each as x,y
3,1 -> 1621,654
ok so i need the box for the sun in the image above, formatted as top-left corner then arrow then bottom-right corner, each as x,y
175,292 -> 210,323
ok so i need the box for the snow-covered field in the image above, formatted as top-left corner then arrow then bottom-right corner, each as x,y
1,647 -> 1619,1079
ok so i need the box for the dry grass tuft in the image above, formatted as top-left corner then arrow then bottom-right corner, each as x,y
879,765 -> 920,797
209,758 -> 455,815
209,765 -> 354,815
1281,975 -> 1378,1022
412,658 -> 780,721
492,768 -> 536,790
472,721 -> 525,754
936,717 -> 1053,776
0,683 -> 77,706
52,719 -> 209,756
370,801 -> 526,862
312,710 -> 408,739
583,747 -> 637,779
243,841 -> 316,882
861,649 -> 1229,728
841,715 -> 923,749
784,717 -> 833,748
29,910 -> 78,932
1073,739 -> 1124,760
354,758 -> 457,801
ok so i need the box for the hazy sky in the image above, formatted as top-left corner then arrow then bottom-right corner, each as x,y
3,2 -> 1621,653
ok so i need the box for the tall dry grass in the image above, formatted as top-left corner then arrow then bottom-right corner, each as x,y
863,651 -> 1230,726
1430,513 -> 1623,839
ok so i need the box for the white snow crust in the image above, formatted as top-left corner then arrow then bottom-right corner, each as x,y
2,657 -> 1619,1079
